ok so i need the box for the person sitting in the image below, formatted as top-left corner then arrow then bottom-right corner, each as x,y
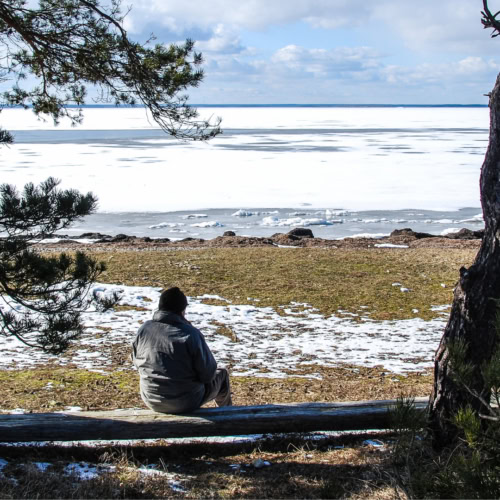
132,286 -> 232,413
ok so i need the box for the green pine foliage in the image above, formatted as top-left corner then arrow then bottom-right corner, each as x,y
437,317 -> 500,498
0,177 -> 119,354
447,308 -> 500,420
0,0 -> 221,140
391,312 -> 500,498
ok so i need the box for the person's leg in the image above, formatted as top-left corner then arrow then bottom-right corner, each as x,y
201,368 -> 232,407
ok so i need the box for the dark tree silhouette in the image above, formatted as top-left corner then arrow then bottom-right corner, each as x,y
429,0 -> 500,445
0,177 -> 114,353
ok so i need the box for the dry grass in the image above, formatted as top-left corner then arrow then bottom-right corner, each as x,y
0,433 -> 405,499
91,247 -> 474,321
0,365 -> 431,413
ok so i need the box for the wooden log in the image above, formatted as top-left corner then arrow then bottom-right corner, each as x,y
0,398 -> 429,443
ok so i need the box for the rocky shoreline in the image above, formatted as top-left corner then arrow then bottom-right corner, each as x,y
36,227 -> 484,251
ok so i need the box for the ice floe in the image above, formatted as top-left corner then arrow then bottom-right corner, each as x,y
232,209 -> 259,217
342,233 -> 389,239
181,214 -> 208,219
149,222 -> 185,229
261,216 -> 339,227
190,221 -> 223,228
0,106 -> 486,214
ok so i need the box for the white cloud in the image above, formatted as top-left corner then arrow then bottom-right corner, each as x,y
380,57 -> 500,87
125,0 -> 372,33
119,0 -> 500,103
371,1 -> 494,54
125,0 -> 496,54
270,45 -> 382,77
196,25 -> 246,54
456,56 -> 500,75
190,46 -> 498,104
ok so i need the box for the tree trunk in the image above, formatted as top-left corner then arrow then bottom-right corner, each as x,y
1,399 -> 428,443
429,73 -> 500,446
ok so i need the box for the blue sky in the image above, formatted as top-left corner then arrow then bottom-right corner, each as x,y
122,0 -> 500,104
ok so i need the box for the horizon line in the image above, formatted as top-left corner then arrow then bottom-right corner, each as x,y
4,103 -> 489,109
192,103 -> 488,108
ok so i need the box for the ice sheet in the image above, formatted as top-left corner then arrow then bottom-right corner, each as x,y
0,106 -> 488,213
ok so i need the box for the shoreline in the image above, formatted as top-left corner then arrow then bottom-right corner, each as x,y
36,227 -> 483,252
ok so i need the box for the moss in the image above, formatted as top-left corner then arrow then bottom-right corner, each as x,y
0,369 -> 141,413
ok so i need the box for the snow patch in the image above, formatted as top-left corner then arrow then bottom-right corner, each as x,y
0,284 -> 450,376
149,222 -> 185,229
374,243 -> 409,248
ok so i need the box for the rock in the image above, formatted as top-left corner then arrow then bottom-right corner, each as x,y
271,234 -> 302,246
112,233 -> 130,241
445,228 -> 484,240
223,231 -> 236,237
59,239 -> 81,245
77,232 -> 113,240
40,234 -> 65,239
252,458 -> 271,469
287,227 -> 314,239
109,234 -> 138,242
390,228 -> 435,239
179,237 -> 205,243
259,238 -> 274,245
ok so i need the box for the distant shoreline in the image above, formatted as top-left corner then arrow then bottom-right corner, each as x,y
3,103 -> 489,109
194,104 -> 489,108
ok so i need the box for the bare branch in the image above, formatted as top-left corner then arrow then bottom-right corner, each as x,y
482,1 -> 500,37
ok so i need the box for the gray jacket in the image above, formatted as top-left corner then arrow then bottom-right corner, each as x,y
132,310 -> 217,413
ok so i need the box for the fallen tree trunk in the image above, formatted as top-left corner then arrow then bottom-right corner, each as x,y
0,398 -> 428,443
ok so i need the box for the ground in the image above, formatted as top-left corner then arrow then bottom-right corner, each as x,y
0,236 -> 478,498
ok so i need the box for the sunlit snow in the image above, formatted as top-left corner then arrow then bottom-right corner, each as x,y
0,284 -> 448,377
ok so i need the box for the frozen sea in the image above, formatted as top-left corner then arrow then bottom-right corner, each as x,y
0,105 -> 489,240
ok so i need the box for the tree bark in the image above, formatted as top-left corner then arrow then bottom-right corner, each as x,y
429,73 -> 500,446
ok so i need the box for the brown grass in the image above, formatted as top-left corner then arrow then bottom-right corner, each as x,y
0,365 -> 431,414
91,247 -> 474,321
0,433 -> 406,499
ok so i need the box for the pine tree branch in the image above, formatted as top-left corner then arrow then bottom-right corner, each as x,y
458,378 -> 497,416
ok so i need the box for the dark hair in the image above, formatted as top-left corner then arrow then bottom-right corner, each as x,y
158,287 -> 188,313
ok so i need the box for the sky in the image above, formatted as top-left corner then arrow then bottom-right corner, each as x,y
118,0 -> 500,105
